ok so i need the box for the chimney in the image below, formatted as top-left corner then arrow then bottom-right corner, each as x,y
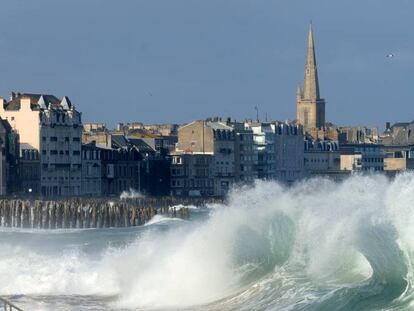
385,122 -> 391,131
10,92 -> 16,101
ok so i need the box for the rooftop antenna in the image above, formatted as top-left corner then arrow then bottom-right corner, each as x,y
254,105 -> 259,122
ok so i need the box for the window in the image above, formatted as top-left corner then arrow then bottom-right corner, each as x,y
73,137 -> 80,142
50,150 -> 58,155
73,150 -> 80,156
50,137 -> 58,142
42,150 -> 46,155
65,137 -> 70,142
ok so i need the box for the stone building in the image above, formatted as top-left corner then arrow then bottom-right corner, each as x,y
296,24 -> 326,132
381,121 -> 414,146
176,120 -> 236,196
246,121 -> 305,183
230,121 -> 258,183
304,139 -> 342,178
0,126 -> 6,195
0,118 -> 19,195
207,122 -> 236,195
82,123 -> 112,147
170,153 -> 214,197
338,126 -> 379,144
273,122 -> 305,183
81,142 -> 103,196
100,146 -> 142,196
340,144 -> 385,172
117,122 -> 179,137
307,124 -> 338,141
379,145 -> 414,175
82,126 -> 170,196
174,119 -> 305,194
125,131 -> 177,154
0,92 -> 82,196
120,137 -> 170,196
19,144 -> 40,195
81,139 -> 153,197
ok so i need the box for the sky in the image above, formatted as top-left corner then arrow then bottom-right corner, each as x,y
0,0 -> 413,128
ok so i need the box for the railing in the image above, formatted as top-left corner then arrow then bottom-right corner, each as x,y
0,297 -> 23,311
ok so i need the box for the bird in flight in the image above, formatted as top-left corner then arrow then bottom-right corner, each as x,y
386,53 -> 395,58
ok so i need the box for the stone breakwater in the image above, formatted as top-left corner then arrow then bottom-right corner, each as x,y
0,197 -> 221,229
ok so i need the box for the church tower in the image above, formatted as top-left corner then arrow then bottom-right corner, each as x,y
296,23 -> 326,131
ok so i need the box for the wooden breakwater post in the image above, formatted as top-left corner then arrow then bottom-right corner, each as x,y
0,197 -> 221,229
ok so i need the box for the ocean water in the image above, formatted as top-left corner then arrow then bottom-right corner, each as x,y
1,174 -> 414,310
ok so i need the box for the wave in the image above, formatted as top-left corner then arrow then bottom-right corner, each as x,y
119,188 -> 144,200
143,215 -> 185,226
2,174 -> 414,310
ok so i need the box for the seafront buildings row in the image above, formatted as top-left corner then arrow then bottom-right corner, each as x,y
0,24 -> 413,198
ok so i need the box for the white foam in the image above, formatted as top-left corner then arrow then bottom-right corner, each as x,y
144,215 -> 185,226
2,174 -> 414,310
119,188 -> 144,200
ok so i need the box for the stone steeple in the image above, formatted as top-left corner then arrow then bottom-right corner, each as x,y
296,23 -> 326,131
296,84 -> 302,101
302,23 -> 320,100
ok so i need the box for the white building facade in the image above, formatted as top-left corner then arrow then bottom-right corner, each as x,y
0,93 -> 82,196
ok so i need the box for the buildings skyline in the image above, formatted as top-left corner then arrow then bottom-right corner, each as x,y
0,23 -> 414,197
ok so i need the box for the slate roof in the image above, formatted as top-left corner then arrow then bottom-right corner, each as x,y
391,122 -> 411,129
110,134 -> 156,155
127,138 -> 156,153
4,93 -> 67,111
111,135 -> 129,149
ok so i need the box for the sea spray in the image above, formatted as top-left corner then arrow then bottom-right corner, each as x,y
2,174 -> 414,310
120,188 -> 144,200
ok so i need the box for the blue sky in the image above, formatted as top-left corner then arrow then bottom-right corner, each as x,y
0,0 -> 413,128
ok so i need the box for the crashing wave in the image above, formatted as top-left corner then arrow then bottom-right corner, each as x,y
2,174 -> 414,310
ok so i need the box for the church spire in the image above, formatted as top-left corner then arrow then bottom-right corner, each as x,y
302,22 -> 320,100
296,23 -> 326,131
296,84 -> 302,101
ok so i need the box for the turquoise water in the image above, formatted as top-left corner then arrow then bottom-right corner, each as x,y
1,174 -> 414,310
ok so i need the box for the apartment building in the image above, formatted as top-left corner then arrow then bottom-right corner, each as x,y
0,92 -> 82,196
